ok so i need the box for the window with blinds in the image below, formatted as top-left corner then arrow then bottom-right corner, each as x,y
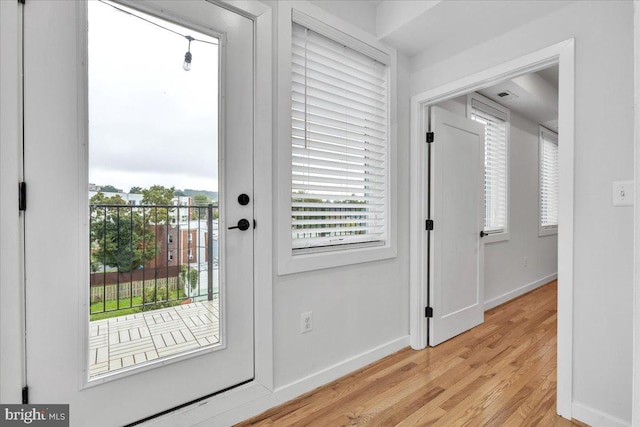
539,127 -> 559,229
291,21 -> 389,252
469,96 -> 509,235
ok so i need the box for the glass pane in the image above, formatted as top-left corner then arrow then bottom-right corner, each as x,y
87,1 -> 220,378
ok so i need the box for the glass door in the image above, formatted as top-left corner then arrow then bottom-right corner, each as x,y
23,1 -> 254,425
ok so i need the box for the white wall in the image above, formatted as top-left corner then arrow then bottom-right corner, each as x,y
412,1 -> 634,423
309,0 -> 377,35
0,1 -> 411,423
272,1 -> 411,389
434,96 -> 558,309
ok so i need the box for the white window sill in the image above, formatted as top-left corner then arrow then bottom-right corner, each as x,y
539,226 -> 558,237
278,244 -> 397,275
483,231 -> 509,244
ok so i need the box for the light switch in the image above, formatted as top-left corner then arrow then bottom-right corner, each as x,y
612,181 -> 634,206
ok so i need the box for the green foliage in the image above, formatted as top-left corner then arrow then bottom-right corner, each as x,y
142,185 -> 175,205
180,264 -> 199,292
144,285 -> 168,303
129,186 -> 143,194
90,193 -> 158,273
191,194 -> 213,220
90,192 -> 127,205
193,194 -> 211,206
89,287 -> 187,321
100,184 -> 120,193
142,185 -> 176,224
182,189 -> 218,201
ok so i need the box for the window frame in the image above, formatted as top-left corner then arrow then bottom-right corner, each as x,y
539,125 -> 559,236
466,92 -> 510,244
276,3 -> 397,275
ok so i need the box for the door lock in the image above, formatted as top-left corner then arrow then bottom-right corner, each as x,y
228,218 -> 251,231
237,193 -> 250,206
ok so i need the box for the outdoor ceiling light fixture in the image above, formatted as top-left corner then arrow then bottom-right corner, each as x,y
183,36 -> 194,71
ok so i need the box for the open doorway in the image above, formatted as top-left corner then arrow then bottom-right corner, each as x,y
409,39 -> 575,419
430,65 -> 559,320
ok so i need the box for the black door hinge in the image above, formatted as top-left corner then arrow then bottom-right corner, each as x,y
19,182 -> 26,211
425,307 -> 433,318
425,219 -> 433,231
18,0 -> 25,4
22,386 -> 28,404
426,132 -> 434,143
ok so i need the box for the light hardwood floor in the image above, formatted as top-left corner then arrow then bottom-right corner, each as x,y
236,281 -> 588,426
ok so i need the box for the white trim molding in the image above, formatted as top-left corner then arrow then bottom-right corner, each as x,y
633,2 -> 640,426
143,336 -> 410,426
0,0 -> 25,404
484,274 -> 558,311
572,402 -> 631,427
276,0 -> 398,275
409,39 -> 575,420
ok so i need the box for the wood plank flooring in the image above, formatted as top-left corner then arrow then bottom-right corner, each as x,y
237,281 -> 588,426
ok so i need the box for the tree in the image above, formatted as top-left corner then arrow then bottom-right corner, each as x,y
191,194 -> 212,220
100,184 -> 120,193
142,185 -> 175,205
129,186 -> 142,194
90,192 -> 126,205
142,185 -> 176,224
173,189 -> 185,196
90,192 -> 158,273
193,194 -> 211,206
180,264 -> 199,296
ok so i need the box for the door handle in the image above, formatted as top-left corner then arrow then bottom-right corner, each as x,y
228,218 -> 251,231
480,231 -> 487,238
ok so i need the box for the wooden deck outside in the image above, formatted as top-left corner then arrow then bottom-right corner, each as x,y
89,299 -> 219,377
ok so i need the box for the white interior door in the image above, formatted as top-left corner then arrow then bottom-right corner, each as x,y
428,106 -> 485,346
23,1 -> 254,425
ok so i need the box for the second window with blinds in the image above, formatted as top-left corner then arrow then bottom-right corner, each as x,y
539,126 -> 559,236
290,16 -> 390,254
467,93 -> 510,243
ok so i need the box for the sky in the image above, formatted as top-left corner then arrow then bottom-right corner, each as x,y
88,0 -> 219,193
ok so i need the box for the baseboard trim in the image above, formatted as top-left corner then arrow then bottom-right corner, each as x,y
145,336 -> 410,427
572,401 -> 630,427
484,273 -> 558,311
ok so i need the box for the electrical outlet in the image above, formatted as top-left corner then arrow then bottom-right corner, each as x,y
301,311 -> 313,334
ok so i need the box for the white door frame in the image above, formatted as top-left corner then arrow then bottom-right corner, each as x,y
409,39 -> 575,419
0,0 -> 274,419
632,3 -> 640,426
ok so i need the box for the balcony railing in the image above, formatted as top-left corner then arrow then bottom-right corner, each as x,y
89,204 -> 218,320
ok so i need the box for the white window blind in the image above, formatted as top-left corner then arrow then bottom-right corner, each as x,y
470,98 -> 508,234
291,22 -> 389,251
540,127 -> 559,228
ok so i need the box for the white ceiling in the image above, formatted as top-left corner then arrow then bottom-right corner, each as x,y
478,65 -> 559,132
377,1 -> 574,59
537,66 -> 559,90
369,1 -> 564,132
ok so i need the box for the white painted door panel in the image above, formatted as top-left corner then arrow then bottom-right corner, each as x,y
429,106 -> 485,346
23,1 -> 254,425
